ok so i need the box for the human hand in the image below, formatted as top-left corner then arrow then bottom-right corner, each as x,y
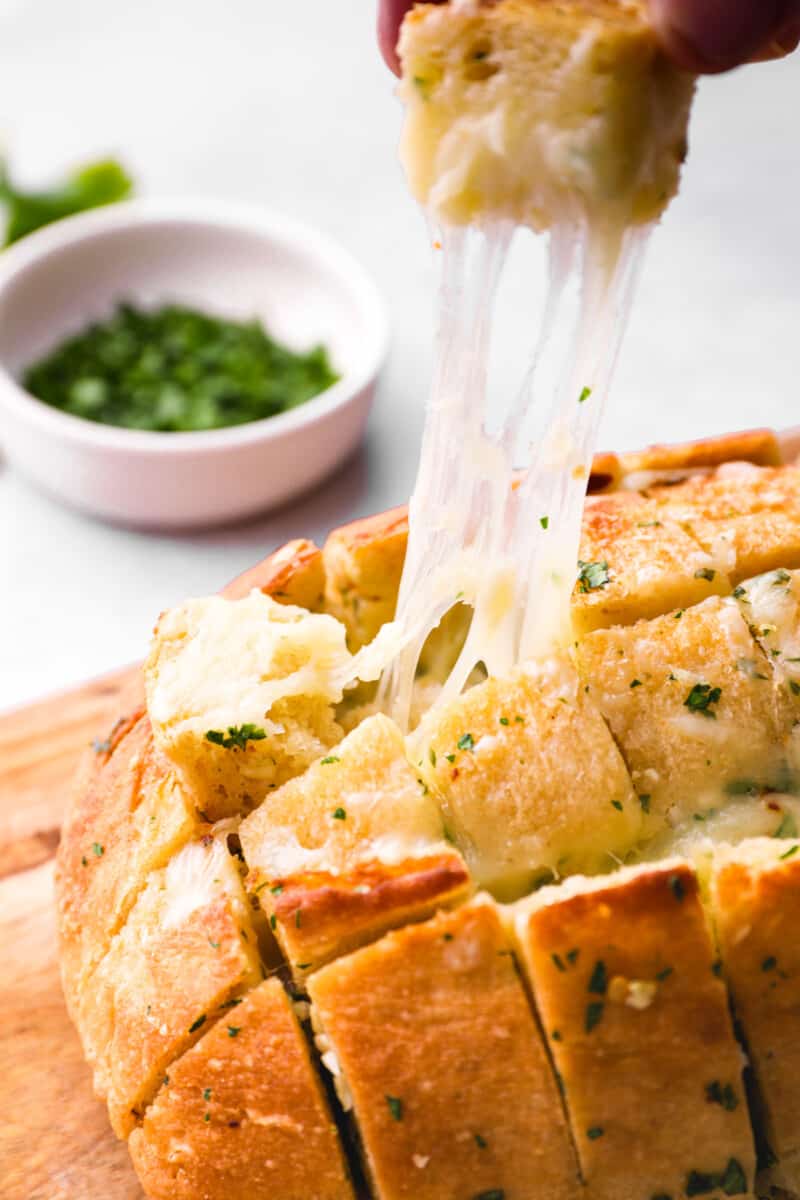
378,0 -> 800,75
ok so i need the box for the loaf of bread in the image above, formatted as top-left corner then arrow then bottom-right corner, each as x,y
56,427 -> 800,1199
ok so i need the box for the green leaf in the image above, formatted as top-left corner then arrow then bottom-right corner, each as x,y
1,158 -> 133,246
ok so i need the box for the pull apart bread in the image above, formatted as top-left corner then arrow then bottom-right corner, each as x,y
56,426 -> 800,1200
54,0 -> 800,1197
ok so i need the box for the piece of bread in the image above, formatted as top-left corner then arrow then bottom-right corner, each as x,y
712,839 -> 800,1197
572,490 -> 729,634
57,428 -> 800,1198
416,656 -> 640,895
647,464 -> 800,585
222,538 -> 326,609
512,861 -> 757,1200
576,594 -> 791,830
239,713 -> 471,982
397,0 -> 695,231
127,978 -> 354,1200
145,591 -> 352,821
308,901 -> 579,1200
78,836 -> 262,1137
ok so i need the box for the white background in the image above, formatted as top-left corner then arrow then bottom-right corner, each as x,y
0,0 -> 798,711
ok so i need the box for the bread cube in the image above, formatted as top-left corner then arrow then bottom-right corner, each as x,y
222,537 -> 325,610
712,839 -> 800,1196
128,978 -> 354,1200
573,491 -> 728,634
145,592 -> 353,820
417,658 -> 640,895
240,714 -> 470,982
78,837 -> 261,1137
577,595 -> 789,830
308,902 -> 578,1200
648,464 -> 800,584
398,0 -> 695,231
512,861 -> 756,1200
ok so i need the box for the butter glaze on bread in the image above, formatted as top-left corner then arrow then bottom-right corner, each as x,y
56,428 -> 800,1198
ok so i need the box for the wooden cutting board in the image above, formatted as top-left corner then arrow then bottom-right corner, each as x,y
0,665 -> 146,1200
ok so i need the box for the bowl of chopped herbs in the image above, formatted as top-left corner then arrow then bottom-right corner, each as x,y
0,200 -> 388,527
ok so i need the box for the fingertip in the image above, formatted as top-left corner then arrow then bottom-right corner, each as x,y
648,0 -> 785,72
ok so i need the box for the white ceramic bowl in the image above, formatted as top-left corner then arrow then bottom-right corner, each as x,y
0,200 -> 388,528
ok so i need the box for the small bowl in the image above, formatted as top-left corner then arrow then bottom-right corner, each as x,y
0,200 -> 388,528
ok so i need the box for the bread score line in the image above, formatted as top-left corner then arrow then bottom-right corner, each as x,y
55,428 -> 800,1200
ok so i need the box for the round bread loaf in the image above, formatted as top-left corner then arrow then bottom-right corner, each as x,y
57,429 -> 800,1200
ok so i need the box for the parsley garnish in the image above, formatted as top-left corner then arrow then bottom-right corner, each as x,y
320,755 -> 341,765
540,515 -> 549,529
294,909 -> 302,928
271,884 -> 283,895
762,955 -> 777,972
269,914 -> 277,930
332,807 -> 347,820
499,716 -> 509,726
611,799 -> 623,811
457,732 -> 475,752
588,961 -> 608,995
578,385 -> 592,403
551,953 -> 566,972
587,1127 -> 604,1140
205,724 -> 266,751
475,1133 -> 488,1149
227,1026 -> 241,1037
208,937 -> 220,949
203,1087 -> 212,1101
188,1014 -> 206,1034
668,873 -> 686,902
585,1001 -> 604,1032
630,678 -> 643,688
694,567 -> 716,582
429,747 -> 437,766
577,560 -> 610,593
780,844 -> 799,860
655,966 -> 674,982
683,683 -> 722,718
686,1158 -> 747,1196
774,812 -> 799,839
92,842 -> 104,857
639,794 -> 651,813
385,1095 -> 404,1121
566,948 -> 580,965
705,1081 -> 738,1111
732,585 -> 747,599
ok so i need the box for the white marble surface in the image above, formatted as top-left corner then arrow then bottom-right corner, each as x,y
0,0 -> 798,711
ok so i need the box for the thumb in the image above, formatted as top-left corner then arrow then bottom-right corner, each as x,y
648,0 -> 800,72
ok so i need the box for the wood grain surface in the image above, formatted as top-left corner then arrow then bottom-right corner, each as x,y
0,665 -> 145,1200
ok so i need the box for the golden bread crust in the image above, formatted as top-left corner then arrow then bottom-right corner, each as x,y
514,863 -> 756,1200
308,902 -> 579,1200
128,978 -> 354,1200
713,845 -> 800,1195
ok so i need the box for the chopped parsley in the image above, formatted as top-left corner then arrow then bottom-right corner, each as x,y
774,812 -> 799,839
639,794 -> 651,813
445,753 -> 456,763
294,909 -> 303,929
540,515 -> 550,530
685,1158 -> 747,1196
780,844 -> 799,860
630,678 -> 643,688
611,799 -> 623,812
227,1026 -> 241,1038
789,680 -> 800,696
499,716 -> 509,726
188,1014 -> 207,1034
271,884 -> 284,895
566,948 -> 580,965
457,732 -> 475,752
92,842 -> 104,857
578,385 -> 592,404
762,955 -> 777,972
552,953 -> 566,972
732,585 -> 747,599
668,873 -> 686,902
208,937 -> 220,949
206,724 -> 266,751
203,1087 -> 212,1101
585,1001 -> 604,1032
655,966 -> 674,982
551,1029 -> 562,1041
429,747 -> 437,766
683,683 -> 722,718
588,961 -> 608,995
320,755 -> 341,765
705,1081 -> 738,1111
385,1095 -> 404,1122
332,807 -> 347,820
24,301 -> 339,432
475,1133 -> 488,1149
204,1112 -> 211,1122
577,559 -> 610,593
694,567 -> 716,582
270,914 -> 277,931
587,1127 -> 604,1140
